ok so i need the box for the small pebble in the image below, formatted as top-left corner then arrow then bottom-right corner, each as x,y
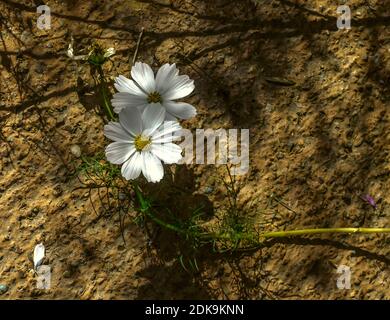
0,284 -> 8,295
70,145 -> 82,158
204,186 -> 214,194
56,114 -> 66,126
20,30 -> 32,43
53,185 -> 63,197
35,63 -> 45,74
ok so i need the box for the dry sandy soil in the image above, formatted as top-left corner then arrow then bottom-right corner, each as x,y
0,0 -> 390,299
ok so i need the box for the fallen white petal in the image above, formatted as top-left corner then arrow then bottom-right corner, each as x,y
33,243 -> 45,270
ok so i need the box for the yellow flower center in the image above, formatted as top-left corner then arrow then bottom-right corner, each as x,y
147,91 -> 162,104
134,135 -> 151,151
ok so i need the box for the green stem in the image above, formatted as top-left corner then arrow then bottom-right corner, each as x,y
260,227 -> 390,238
146,210 -> 186,234
133,183 -> 185,234
211,228 -> 390,243
131,184 -> 390,244
97,66 -> 115,121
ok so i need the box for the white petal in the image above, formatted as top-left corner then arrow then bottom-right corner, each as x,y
106,142 -> 136,164
104,122 -> 134,142
141,151 -> 164,183
33,243 -> 45,270
114,104 -> 148,115
155,63 -> 179,95
111,92 -> 148,114
164,101 -> 197,120
152,135 -> 178,144
141,103 -> 165,136
119,107 -> 143,137
151,121 -> 182,140
162,75 -> 195,100
151,143 -> 182,164
113,104 -> 146,114
114,75 -> 146,97
131,62 -> 156,93
121,152 -> 142,180
164,112 -> 178,121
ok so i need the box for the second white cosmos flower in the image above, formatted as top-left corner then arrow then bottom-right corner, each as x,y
104,105 -> 183,183
111,62 -> 196,120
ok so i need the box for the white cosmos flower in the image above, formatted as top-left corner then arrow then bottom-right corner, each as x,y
104,105 -> 183,183
111,62 -> 196,120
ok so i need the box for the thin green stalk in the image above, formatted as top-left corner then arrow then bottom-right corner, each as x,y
133,183 -> 185,234
146,210 -> 186,234
97,66 -> 115,121
260,227 -> 390,238
131,184 -> 390,246
209,227 -> 390,242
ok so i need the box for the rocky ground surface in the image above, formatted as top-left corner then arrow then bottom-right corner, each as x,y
0,0 -> 389,299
